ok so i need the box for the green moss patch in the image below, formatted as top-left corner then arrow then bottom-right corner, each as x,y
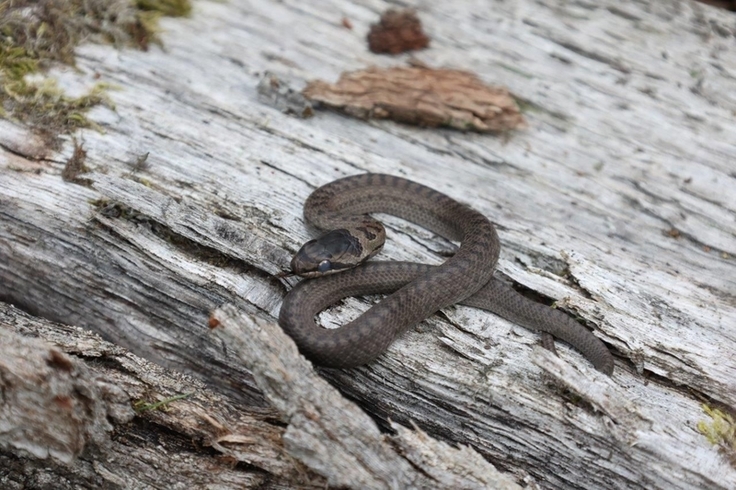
0,0 -> 191,141
697,404 -> 736,468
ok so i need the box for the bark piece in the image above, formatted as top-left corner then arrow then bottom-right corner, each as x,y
367,9 -> 429,54
303,66 -> 525,132
0,316 -> 133,465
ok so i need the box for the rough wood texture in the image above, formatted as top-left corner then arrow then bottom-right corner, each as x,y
366,9 -> 430,54
0,303 -> 322,489
1,0 -> 735,488
211,304 -> 521,489
303,65 -> 526,132
0,315 -> 134,465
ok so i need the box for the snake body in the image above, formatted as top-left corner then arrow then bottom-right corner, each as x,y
279,174 -> 614,375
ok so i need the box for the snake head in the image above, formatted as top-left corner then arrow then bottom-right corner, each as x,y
290,229 -> 365,278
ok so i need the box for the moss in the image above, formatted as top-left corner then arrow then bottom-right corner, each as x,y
131,175 -> 154,187
4,77 -> 112,137
135,0 -> 192,17
0,44 -> 39,81
61,138 -> 89,182
697,404 -> 736,468
0,0 -> 191,139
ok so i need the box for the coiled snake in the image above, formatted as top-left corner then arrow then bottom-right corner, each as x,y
279,174 -> 614,375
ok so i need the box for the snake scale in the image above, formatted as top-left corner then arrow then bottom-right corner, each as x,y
278,174 -> 614,375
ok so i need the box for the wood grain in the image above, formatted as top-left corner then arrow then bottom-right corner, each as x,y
1,0 -> 735,488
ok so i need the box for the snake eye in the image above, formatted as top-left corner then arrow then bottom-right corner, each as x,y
317,260 -> 332,273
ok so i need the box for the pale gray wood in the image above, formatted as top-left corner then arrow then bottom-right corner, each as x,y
1,0 -> 735,488
0,303 -> 321,489
212,304 -> 522,489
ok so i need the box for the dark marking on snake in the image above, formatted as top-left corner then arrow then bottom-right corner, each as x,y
356,226 -> 378,241
279,174 -> 614,375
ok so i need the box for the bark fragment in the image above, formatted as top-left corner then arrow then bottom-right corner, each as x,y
367,9 -> 429,54
0,325 -> 133,465
303,66 -> 525,133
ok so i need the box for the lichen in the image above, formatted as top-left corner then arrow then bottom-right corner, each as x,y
697,404 -> 736,468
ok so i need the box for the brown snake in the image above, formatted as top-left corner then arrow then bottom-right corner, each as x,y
279,174 -> 614,375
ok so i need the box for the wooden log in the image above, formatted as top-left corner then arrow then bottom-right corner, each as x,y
1,0 -> 735,488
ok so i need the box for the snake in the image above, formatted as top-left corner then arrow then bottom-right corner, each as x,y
278,174 -> 614,375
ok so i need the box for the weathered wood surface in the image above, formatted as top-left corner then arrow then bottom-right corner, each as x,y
1,0 -> 735,488
0,302 -> 333,489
